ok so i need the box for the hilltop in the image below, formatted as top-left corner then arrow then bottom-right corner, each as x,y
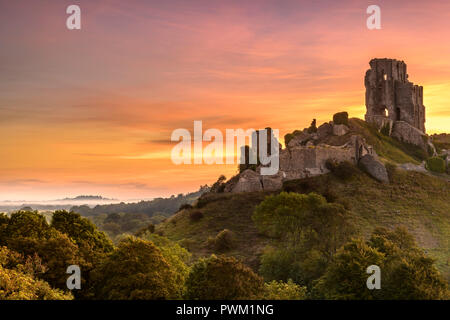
156,117 -> 450,282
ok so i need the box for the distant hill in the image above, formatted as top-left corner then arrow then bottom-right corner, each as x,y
61,195 -> 116,201
71,186 -> 210,240
71,187 -> 208,217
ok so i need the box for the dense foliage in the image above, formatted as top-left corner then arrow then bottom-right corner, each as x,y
313,227 -> 449,299
425,156 -> 446,173
91,237 -> 180,300
0,246 -> 73,300
253,192 -> 354,286
333,112 -> 349,126
184,255 -> 263,300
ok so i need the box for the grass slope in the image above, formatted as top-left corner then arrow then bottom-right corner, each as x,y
158,168 -> 449,282
158,119 -> 449,281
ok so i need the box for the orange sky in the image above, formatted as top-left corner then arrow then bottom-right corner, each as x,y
1,0 -> 450,200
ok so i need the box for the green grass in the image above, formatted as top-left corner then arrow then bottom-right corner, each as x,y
158,169 -> 450,282
158,118 -> 449,282
349,118 -> 428,164
157,191 -> 274,270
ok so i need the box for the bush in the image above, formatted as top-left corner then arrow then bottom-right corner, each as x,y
425,157 -> 446,173
178,203 -> 193,211
135,224 -> 155,237
189,210 -> 204,222
284,133 -> 294,146
210,175 -> 227,193
325,158 -> 338,171
333,112 -> 349,126
184,255 -> 263,299
322,188 -> 338,203
282,177 -> 321,194
213,229 -> 234,252
329,161 -> 358,180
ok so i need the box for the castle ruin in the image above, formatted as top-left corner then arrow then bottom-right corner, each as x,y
365,58 -> 432,152
218,58 -> 434,194
365,58 -> 425,132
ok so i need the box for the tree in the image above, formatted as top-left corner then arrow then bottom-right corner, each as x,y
140,232 -> 191,297
184,255 -> 263,300
312,238 -> 385,299
1,210 -> 51,241
253,192 -> 354,286
369,227 -> 448,299
51,210 -> 114,298
51,210 -> 113,254
0,213 -> 8,242
91,237 -> 179,300
0,246 -> 72,300
262,279 -> 307,300
1,210 -> 81,291
313,228 -> 449,300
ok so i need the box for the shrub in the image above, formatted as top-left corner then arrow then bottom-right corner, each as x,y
282,177 -> 321,194
330,161 -> 358,180
322,188 -> 338,203
210,175 -> 227,193
189,210 -> 204,222
325,158 -> 338,171
425,157 -> 446,173
184,255 -> 263,299
284,133 -> 294,146
333,112 -> 349,126
178,203 -> 193,211
213,229 -> 234,252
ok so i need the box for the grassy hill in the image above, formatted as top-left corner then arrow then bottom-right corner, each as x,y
157,118 -> 449,282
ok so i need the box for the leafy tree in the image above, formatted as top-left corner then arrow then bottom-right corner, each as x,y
91,237 -> 179,300
52,210 -> 113,253
0,246 -> 72,300
258,246 -> 303,283
184,255 -> 263,300
0,211 -> 81,291
312,238 -> 385,299
2,210 -> 51,240
313,228 -> 449,299
140,233 -> 191,297
262,279 -> 307,300
253,192 -> 354,286
51,210 -> 114,290
0,213 -> 8,243
369,227 -> 448,299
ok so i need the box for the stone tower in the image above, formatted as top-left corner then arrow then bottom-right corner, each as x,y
365,58 -> 426,133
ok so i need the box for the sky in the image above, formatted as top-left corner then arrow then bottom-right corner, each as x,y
1,0 -> 450,201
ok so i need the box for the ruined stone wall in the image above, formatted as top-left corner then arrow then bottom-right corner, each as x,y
365,58 -> 426,133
